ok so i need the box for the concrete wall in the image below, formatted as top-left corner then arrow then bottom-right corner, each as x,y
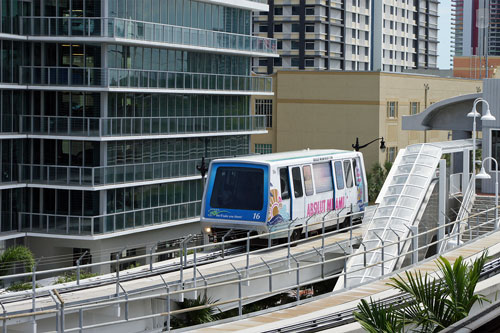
26,221 -> 201,274
251,71 -> 481,169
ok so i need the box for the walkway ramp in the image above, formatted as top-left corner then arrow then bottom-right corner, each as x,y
339,140 -> 475,289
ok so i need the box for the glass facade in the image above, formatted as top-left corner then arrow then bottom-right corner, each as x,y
0,0 -> 276,238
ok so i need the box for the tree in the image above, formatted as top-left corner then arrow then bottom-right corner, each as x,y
367,162 -> 392,203
0,246 -> 35,276
354,252 -> 489,332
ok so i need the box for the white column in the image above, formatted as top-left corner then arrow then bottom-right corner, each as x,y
438,159 -> 446,253
462,149 -> 470,193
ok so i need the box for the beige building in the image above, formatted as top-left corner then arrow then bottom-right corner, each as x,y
252,71 -> 482,168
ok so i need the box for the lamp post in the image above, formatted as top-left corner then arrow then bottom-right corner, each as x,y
476,157 -> 499,229
352,137 -> 386,152
467,98 -> 495,194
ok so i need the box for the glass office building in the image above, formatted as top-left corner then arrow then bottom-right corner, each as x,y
0,0 -> 276,267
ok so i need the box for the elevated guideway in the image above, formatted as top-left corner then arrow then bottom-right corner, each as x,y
0,218 -> 365,332
339,139 -> 476,289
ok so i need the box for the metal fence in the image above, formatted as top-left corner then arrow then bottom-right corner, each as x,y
0,206 -> 498,332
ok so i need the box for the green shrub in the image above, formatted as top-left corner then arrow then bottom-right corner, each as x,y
0,246 -> 35,276
54,271 -> 98,285
7,282 -> 39,292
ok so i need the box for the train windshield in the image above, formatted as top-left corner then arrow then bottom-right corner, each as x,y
210,167 -> 264,211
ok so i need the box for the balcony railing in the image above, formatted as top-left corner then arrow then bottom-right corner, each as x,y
19,200 -> 201,235
20,17 -> 277,55
20,66 -> 273,93
19,158 -> 213,187
20,115 -> 266,137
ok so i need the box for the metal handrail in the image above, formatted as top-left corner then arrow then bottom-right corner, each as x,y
19,66 -> 273,93
19,114 -> 266,137
0,206 -> 497,332
20,16 -> 277,55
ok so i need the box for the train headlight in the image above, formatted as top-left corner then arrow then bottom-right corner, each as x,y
204,227 -> 212,234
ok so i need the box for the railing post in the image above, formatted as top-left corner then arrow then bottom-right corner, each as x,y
149,244 -> 157,272
221,229 -> 233,258
374,233 -> 385,276
246,231 -> 251,279
230,263 -> 243,317
338,243 -> 348,289
313,247 -> 325,279
76,250 -> 88,286
290,254 -> 300,303
411,226 -> 418,265
48,291 -> 60,333
167,284 -> 171,332
287,220 -> 294,270
193,247 -> 197,299
261,258 -> 272,292
0,303 -> 5,333
362,242 -> 367,267
116,247 -> 126,297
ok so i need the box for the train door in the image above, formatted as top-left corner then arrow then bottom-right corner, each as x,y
290,166 -> 305,219
343,159 -> 357,212
333,161 -> 346,211
279,167 -> 291,220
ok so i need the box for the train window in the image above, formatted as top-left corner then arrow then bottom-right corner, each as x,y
279,168 -> 290,200
353,158 -> 361,186
302,165 -> 314,196
344,160 -> 353,188
291,167 -> 303,198
210,167 -> 264,210
334,161 -> 345,189
313,163 -> 333,193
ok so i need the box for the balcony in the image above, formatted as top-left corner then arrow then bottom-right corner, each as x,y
20,66 -> 273,94
19,157 -> 211,188
19,200 -> 201,236
20,115 -> 266,138
20,17 -> 278,57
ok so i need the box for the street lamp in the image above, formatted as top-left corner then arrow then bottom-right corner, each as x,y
467,98 -> 495,194
476,157 -> 499,229
352,137 -> 386,152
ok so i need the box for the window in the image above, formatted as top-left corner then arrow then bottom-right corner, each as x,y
255,144 -> 272,154
334,161 -> 345,190
291,167 -> 303,198
386,147 -> 398,163
291,41 -> 299,50
210,167 -> 264,211
292,24 -> 300,32
303,165 -> 314,196
274,57 -> 282,66
305,25 -> 315,33
279,168 -> 290,200
259,25 -> 268,32
353,158 -> 361,186
255,99 -> 272,127
291,57 -> 300,66
305,42 -> 315,50
274,24 -> 283,32
410,101 -> 420,115
492,131 -> 500,168
387,101 -> 398,118
344,160 -> 353,188
352,29 -> 356,38
292,6 -> 300,15
305,7 -> 314,15
258,59 -> 268,66
274,6 -> 283,15
313,163 -> 333,193
305,58 -> 314,67
277,41 -> 283,49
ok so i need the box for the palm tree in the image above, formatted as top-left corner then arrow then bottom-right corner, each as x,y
354,252 -> 489,332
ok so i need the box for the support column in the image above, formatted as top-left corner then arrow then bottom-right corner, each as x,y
462,149 -> 470,194
438,159 -> 446,252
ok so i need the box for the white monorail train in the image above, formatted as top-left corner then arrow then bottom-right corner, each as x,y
200,149 -> 368,240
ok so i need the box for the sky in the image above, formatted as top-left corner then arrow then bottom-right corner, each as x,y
437,1 -> 452,69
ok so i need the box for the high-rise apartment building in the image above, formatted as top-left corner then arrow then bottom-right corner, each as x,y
452,0 -> 500,57
0,0 -> 277,270
253,0 -> 438,74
